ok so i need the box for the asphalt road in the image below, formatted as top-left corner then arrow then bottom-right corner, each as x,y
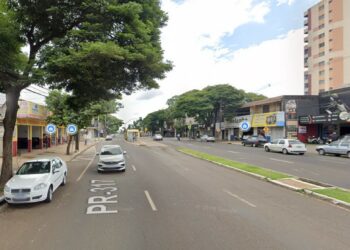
1,136 -> 350,250
161,138 -> 350,189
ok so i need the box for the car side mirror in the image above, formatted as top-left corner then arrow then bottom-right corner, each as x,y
123,151 -> 127,154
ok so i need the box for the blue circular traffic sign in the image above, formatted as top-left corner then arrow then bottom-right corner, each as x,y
239,121 -> 251,132
46,123 -> 56,134
67,124 -> 78,135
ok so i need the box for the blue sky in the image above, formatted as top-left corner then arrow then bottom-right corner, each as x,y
221,0 -> 319,50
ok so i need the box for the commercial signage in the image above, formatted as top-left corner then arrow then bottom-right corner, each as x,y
17,101 -> 49,120
46,123 -> 56,134
232,115 -> 252,127
251,112 -> 285,127
67,124 -> 78,135
239,121 -> 251,132
299,114 -> 341,124
319,88 -> 350,122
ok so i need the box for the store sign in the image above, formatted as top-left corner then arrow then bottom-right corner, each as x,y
319,89 -> 350,122
299,114 -> 340,124
17,101 -> 48,119
251,112 -> 285,127
298,126 -> 307,134
232,115 -> 252,127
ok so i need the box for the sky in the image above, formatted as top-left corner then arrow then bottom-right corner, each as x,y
21,0 -> 320,125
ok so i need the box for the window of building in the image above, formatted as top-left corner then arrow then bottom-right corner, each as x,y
319,33 -> 325,39
319,52 -> 325,57
319,24 -> 325,29
319,80 -> 325,84
319,61 -> 325,66
319,5 -> 324,11
319,14 -> 325,20
262,105 -> 269,113
319,42 -> 325,48
319,70 -> 325,76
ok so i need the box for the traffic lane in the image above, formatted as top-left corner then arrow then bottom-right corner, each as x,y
162,138 -> 350,188
0,146 -> 98,250
116,142 -> 350,249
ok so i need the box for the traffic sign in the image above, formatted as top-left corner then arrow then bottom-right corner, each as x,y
67,124 -> 78,135
46,123 -> 56,134
239,121 -> 251,132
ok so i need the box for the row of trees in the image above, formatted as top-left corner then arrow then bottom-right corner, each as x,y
142,84 -> 266,135
45,90 -> 123,155
0,0 -> 171,187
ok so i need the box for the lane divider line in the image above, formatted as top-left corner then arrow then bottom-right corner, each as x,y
132,165 -> 136,171
144,190 -> 158,211
269,158 -> 293,164
223,189 -> 256,208
228,151 -> 239,154
76,147 -> 96,182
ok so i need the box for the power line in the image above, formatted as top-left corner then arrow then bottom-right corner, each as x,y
23,88 -> 48,97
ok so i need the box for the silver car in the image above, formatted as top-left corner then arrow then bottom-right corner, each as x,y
200,135 -> 215,142
97,145 -> 127,172
316,141 -> 350,158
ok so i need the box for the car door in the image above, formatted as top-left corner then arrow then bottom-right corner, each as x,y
51,160 -> 62,190
327,142 -> 339,154
277,139 -> 285,152
269,140 -> 278,151
338,142 -> 350,155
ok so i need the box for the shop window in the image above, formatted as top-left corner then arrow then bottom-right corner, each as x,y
262,105 -> 269,113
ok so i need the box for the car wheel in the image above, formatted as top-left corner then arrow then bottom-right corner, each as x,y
282,148 -> 288,155
347,152 -> 350,158
265,146 -> 270,152
45,186 -> 53,203
243,143 -> 246,146
252,143 -> 256,147
97,170 -> 102,173
318,149 -> 325,155
121,169 -> 126,172
299,153 -> 304,155
61,173 -> 67,186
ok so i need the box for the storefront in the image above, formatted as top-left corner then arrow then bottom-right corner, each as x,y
251,111 -> 285,141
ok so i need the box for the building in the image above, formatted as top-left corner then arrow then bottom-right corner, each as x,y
230,96 -> 319,141
299,87 -> 350,141
304,0 -> 350,95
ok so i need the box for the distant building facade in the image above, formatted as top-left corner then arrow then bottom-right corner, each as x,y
304,0 -> 350,95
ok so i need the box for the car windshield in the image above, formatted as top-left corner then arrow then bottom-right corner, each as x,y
101,147 -> 122,155
17,161 -> 51,175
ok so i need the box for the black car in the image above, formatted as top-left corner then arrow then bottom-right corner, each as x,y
242,135 -> 267,147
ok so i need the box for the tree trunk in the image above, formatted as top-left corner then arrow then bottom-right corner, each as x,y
75,133 -> 79,151
212,110 -> 217,137
66,135 -> 73,155
0,87 -> 21,188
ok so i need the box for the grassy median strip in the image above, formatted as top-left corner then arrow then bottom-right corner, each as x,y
313,188 -> 350,204
178,147 -> 291,180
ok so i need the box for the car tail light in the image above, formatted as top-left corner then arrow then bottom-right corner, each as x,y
288,144 -> 292,148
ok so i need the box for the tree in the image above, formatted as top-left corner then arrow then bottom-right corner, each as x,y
105,115 -> 123,134
0,0 -> 171,187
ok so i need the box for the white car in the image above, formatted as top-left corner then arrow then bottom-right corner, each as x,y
264,139 -> 307,155
200,135 -> 215,142
153,134 -> 163,141
4,157 -> 67,204
97,145 -> 126,173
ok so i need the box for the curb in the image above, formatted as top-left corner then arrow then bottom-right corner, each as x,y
177,148 -> 350,211
69,141 -> 99,162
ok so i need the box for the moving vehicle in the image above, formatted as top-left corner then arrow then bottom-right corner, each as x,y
4,157 -> 67,204
97,145 -> 126,173
153,134 -> 163,141
105,135 -> 113,141
316,141 -> 350,158
264,139 -> 307,155
200,135 -> 215,142
242,135 -> 267,147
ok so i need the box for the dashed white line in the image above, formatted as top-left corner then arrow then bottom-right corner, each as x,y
228,151 -> 239,154
144,190 -> 158,211
132,165 -> 136,171
76,147 -> 96,182
223,189 -> 256,208
269,158 -> 294,164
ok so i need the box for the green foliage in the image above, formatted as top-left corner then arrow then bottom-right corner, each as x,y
106,115 -> 123,134
142,109 -> 167,134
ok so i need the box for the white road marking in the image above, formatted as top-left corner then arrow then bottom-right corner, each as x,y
144,190 -> 158,211
228,151 -> 239,154
132,165 -> 136,171
269,158 -> 294,164
223,189 -> 256,208
76,147 -> 96,182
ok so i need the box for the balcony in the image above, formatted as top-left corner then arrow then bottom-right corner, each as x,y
304,27 -> 308,34
304,36 -> 308,43
304,11 -> 309,18
304,19 -> 308,26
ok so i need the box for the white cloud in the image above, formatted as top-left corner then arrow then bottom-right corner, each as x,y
117,0 -> 305,123
276,0 -> 296,6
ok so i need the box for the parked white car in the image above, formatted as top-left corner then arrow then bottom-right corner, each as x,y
4,157 -> 67,204
97,145 -> 126,173
200,135 -> 215,142
264,139 -> 307,155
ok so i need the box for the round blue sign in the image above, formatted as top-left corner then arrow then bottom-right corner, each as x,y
67,124 -> 78,135
239,121 -> 251,132
46,124 -> 56,134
